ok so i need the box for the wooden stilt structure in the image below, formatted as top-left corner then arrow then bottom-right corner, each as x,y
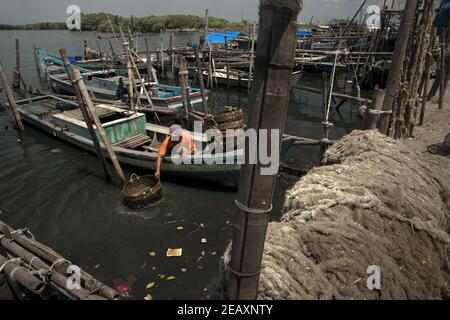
0,62 -> 25,131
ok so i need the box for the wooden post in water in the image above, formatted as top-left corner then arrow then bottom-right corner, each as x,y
203,9 -> 209,51
0,63 -> 24,131
227,0 -> 301,300
60,49 -> 125,184
160,29 -> 165,77
248,22 -> 256,93
362,88 -> 385,130
439,29 -> 446,110
419,33 -> 435,126
378,0 -> 418,135
13,39 -> 21,89
127,61 -> 135,112
145,37 -> 159,85
194,47 -> 209,114
32,45 -> 42,79
60,48 -> 111,182
178,55 -> 190,120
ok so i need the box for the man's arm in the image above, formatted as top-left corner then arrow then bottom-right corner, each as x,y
155,155 -> 162,179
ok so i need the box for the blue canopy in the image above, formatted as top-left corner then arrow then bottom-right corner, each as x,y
298,30 -> 312,38
434,0 -> 450,29
207,31 -> 241,44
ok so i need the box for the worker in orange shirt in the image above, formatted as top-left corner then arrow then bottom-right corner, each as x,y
155,124 -> 197,179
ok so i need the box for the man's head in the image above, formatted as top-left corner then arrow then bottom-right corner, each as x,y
169,124 -> 182,142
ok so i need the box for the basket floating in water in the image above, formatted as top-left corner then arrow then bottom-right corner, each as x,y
122,174 -> 162,210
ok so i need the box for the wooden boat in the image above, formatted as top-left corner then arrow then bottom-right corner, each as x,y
203,68 -> 303,89
13,95 -> 242,187
36,48 -> 207,111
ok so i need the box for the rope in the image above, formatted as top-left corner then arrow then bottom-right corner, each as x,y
0,257 -> 22,273
49,258 -> 70,272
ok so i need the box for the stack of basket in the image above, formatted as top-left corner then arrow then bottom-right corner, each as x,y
204,107 -> 245,150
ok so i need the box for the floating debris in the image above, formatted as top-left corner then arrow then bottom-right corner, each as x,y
149,251 -> 156,257
166,248 -> 182,257
146,282 -> 155,289
201,238 -> 207,244
181,268 -> 187,273
166,276 -> 176,281
144,294 -> 153,300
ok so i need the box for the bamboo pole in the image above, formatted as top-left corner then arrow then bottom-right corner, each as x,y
74,68 -> 126,184
0,222 -> 113,300
178,55 -> 190,120
145,37 -> 158,85
60,48 -> 111,182
378,0 -> 418,135
362,88 -> 385,130
194,47 -> 209,114
160,29 -> 165,76
13,39 -> 21,89
439,29 -> 446,110
228,0 -> 301,300
127,61 -> 135,111
32,45 -> 42,79
203,9 -> 209,51
0,254 -> 45,295
0,63 -> 24,131
248,22 -> 256,93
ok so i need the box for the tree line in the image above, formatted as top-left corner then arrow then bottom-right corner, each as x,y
0,13 -> 246,32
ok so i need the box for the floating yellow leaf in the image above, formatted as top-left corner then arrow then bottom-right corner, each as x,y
176,226 -> 184,231
225,220 -> 230,224
159,274 -> 166,280
201,238 -> 207,244
201,251 -> 206,256
210,252 -> 218,256
181,268 -> 187,273
144,294 -> 153,300
94,264 -> 101,269
146,282 -> 155,289
197,265 -> 204,270
149,251 -> 156,257
166,276 -> 176,281
203,288 -> 208,292
200,223 -> 205,228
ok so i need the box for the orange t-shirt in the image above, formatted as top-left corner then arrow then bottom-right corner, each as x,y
159,132 -> 197,157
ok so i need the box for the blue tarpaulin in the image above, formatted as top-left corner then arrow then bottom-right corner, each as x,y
298,30 -> 312,38
434,0 -> 450,29
207,31 -> 241,44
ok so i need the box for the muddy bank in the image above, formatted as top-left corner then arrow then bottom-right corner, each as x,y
218,101 -> 450,299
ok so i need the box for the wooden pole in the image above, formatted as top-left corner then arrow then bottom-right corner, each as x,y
160,29 -> 165,76
145,37 -> 159,85
378,0 -> 418,135
178,55 -> 190,120
228,0 -> 301,300
61,49 -> 125,184
170,32 -> 175,80
419,32 -> 435,126
127,61 -> 135,111
203,9 -> 209,51
60,48 -> 112,182
362,88 -> 385,130
248,22 -> 256,93
0,63 -> 24,131
194,47 -> 209,114
13,39 -> 21,89
439,29 -> 446,110
32,45 -> 42,79
73,67 -> 126,184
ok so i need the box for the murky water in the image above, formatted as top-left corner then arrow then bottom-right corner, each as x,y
0,30 -> 360,300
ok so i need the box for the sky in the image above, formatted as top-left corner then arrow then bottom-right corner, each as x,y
0,0 -> 395,25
